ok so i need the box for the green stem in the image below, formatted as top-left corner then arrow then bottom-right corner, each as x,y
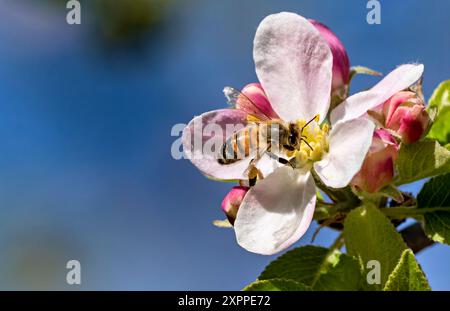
311,233 -> 345,287
381,206 -> 449,219
313,201 -> 355,222
329,232 -> 345,252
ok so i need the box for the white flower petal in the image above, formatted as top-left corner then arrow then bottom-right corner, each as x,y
330,64 -> 424,124
253,12 -> 332,122
234,167 -> 316,255
182,109 -> 251,180
314,118 -> 375,188
254,152 -> 286,178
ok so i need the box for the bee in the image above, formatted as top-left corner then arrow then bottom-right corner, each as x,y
218,87 -> 315,184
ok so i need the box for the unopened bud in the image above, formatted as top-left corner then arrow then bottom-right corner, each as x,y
370,91 -> 431,144
384,91 -> 430,144
351,129 -> 399,193
221,186 -> 249,225
309,20 -> 350,96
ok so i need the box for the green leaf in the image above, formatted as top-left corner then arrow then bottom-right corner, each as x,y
428,80 -> 450,109
427,80 -> 450,144
428,79 -> 450,126
395,140 -> 450,185
417,173 -> 450,244
258,245 -> 362,291
316,189 -> 325,202
383,249 -> 431,291
344,205 -> 408,290
428,108 -> 450,145
243,279 -> 312,291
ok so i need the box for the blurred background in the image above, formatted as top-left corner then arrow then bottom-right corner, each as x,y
0,0 -> 449,290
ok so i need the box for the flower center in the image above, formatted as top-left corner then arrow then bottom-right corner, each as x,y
293,117 -> 329,166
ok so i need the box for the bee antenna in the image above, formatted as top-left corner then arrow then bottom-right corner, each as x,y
301,138 -> 314,151
301,114 -> 320,133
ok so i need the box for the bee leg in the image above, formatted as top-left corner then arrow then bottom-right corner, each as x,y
247,159 -> 264,186
266,151 -> 295,169
248,167 -> 260,186
280,157 -> 296,169
257,167 -> 264,180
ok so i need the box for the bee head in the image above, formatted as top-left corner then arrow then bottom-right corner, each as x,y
287,123 -> 302,150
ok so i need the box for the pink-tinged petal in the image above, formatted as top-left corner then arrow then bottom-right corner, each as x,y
240,83 -> 279,119
382,91 -> 421,126
309,20 -> 350,93
350,129 -> 399,193
373,128 -> 398,150
221,186 -> 250,225
234,167 -> 316,255
396,105 -> 430,144
182,109 -> 251,180
253,12 -> 332,122
351,155 -> 395,193
314,118 -> 375,188
330,64 -> 424,124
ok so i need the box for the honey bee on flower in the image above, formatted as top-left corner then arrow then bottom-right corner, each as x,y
182,12 -> 424,255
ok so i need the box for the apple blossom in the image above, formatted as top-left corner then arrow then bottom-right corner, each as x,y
183,12 -> 424,255
351,129 -> 399,193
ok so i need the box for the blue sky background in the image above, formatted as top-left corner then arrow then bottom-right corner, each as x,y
0,0 -> 449,290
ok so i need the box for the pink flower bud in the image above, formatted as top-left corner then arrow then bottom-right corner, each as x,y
351,129 -> 399,193
221,186 -> 249,225
381,91 -> 430,144
240,83 -> 278,119
309,20 -> 350,94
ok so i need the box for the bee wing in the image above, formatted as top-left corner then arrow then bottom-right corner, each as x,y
223,86 -> 271,121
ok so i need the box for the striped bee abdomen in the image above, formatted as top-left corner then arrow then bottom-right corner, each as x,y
218,125 -> 261,165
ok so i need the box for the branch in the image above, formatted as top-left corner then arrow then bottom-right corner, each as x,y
400,222 -> 435,254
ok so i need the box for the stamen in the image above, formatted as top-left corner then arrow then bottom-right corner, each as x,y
301,138 -> 314,151
290,115 -> 329,168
